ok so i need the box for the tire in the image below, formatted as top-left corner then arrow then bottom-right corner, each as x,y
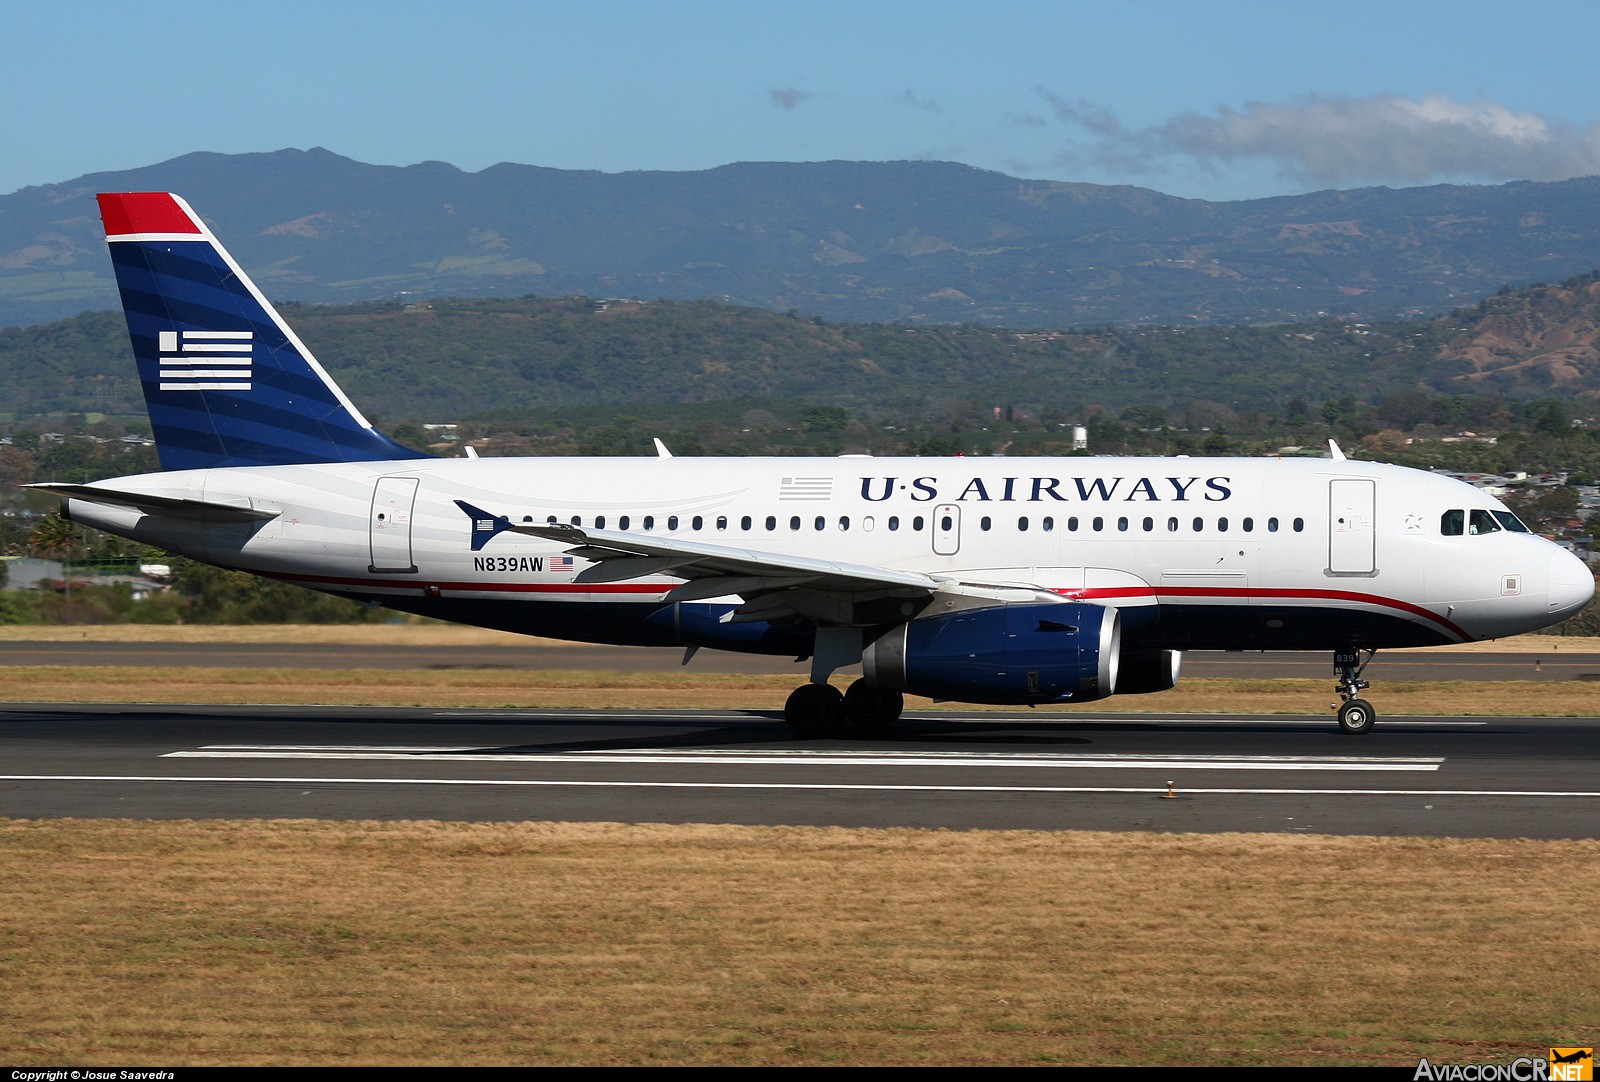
844,679 -> 904,733
1337,698 -> 1376,735
784,683 -> 846,738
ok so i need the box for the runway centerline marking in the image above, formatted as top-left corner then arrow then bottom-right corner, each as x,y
165,746 -> 1446,772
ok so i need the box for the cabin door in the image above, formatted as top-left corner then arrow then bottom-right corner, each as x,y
370,476 -> 420,574
1328,478 -> 1375,574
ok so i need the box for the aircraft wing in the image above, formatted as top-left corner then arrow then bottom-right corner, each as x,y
456,501 -> 1054,625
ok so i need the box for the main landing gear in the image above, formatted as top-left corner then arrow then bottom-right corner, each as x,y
783,679 -> 904,738
1333,647 -> 1377,735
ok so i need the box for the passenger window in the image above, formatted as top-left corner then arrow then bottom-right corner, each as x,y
595,516 -> 605,529
838,516 -> 849,531
1092,517 -> 1104,532
814,516 -> 826,531
1142,517 -> 1153,532
1242,517 -> 1254,533
980,516 -> 992,531
765,516 -> 776,531
790,516 -> 801,531
642,515 -> 655,530
1193,517 -> 1203,532
913,516 -> 925,531
888,516 -> 900,531
619,515 -> 631,530
1167,517 -> 1178,532
1043,516 -> 1055,532
1217,517 -> 1229,531
1268,517 -> 1279,533
717,516 -> 728,530
1018,517 -> 1029,532
741,516 -> 752,531
691,515 -> 702,530
1293,518 -> 1304,532
668,515 -> 680,531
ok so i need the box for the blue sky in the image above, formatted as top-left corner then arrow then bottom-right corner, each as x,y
10,0 -> 1600,202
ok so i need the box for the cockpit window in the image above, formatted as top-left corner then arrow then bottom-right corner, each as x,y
1468,509 -> 1501,535
1444,508 -> 1521,536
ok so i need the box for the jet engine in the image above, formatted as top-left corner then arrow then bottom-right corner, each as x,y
861,601 -> 1120,705
1114,648 -> 1182,694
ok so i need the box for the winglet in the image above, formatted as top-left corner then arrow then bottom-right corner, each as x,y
454,500 -> 514,551
1328,439 -> 1347,461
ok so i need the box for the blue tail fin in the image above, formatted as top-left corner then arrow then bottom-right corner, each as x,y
98,192 -> 428,470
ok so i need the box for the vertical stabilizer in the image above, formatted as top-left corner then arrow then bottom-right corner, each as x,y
98,192 -> 427,470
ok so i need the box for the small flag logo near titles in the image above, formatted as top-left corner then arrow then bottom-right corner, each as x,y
550,556 -> 575,572
158,330 -> 252,391
779,476 -> 833,501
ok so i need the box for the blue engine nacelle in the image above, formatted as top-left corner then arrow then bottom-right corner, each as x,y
861,602 -> 1120,705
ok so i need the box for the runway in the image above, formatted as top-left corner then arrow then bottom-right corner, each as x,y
3,640 -> 1596,681
2,702 -> 1595,837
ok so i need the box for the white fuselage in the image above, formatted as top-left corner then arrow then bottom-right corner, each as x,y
63,454 -> 1595,653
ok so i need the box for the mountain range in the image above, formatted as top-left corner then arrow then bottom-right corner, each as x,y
4,148 -> 1600,331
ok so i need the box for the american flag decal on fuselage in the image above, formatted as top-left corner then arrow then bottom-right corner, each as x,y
158,330 -> 252,392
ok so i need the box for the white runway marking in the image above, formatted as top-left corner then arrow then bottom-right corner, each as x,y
166,746 -> 1446,772
1,774 -> 1597,798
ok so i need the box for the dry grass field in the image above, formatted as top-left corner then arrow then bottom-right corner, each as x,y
1,819 -> 1595,1067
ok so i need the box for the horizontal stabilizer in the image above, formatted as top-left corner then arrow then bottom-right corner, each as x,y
28,483 -> 281,522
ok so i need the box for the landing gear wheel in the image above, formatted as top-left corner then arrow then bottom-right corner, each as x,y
784,683 -> 846,738
1337,698 -> 1376,735
1333,647 -> 1378,735
844,679 -> 904,734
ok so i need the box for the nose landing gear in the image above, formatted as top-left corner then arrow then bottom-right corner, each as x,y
1333,647 -> 1377,734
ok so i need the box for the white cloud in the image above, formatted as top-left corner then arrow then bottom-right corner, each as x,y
1040,91 -> 1600,190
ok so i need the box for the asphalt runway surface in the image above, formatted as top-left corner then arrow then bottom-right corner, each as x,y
2,702 -> 1595,838
5,640 -> 1600,682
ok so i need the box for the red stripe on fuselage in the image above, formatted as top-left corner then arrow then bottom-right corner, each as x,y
1056,584 -> 1472,641
252,568 -> 1473,641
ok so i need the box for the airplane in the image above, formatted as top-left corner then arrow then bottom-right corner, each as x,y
28,192 -> 1596,737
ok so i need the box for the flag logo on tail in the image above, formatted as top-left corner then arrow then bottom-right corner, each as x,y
158,330 -> 252,392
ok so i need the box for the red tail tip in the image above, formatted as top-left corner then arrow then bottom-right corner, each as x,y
97,193 -> 203,237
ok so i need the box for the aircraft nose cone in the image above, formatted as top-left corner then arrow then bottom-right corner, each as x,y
1548,548 -> 1596,620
